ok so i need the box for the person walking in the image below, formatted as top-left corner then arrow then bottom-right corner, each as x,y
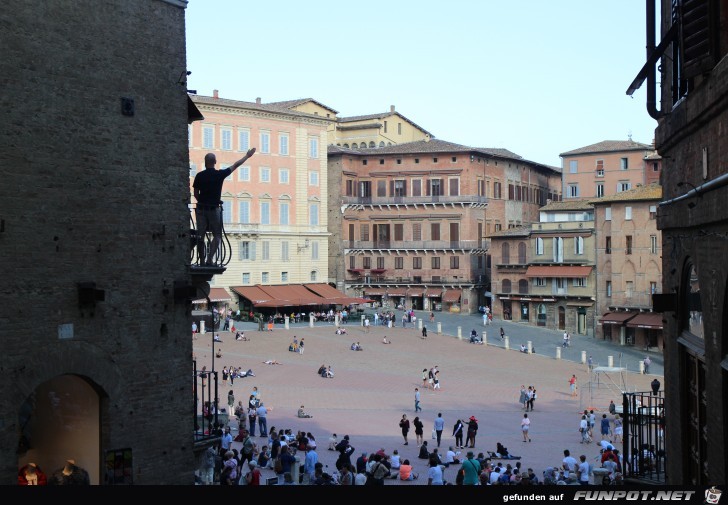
643,356 -> 651,374
414,416 -> 424,447
433,368 -> 441,390
452,419 -> 465,449
414,387 -> 422,412
521,413 -> 531,442
613,414 -> 623,443
528,387 -> 537,411
569,374 -> 578,397
421,324 -> 428,339
579,414 -> 591,444
500,327 -> 505,340
193,148 -> 256,266
433,412 -> 445,448
651,378 -> 660,395
421,368 -> 429,389
399,414 -> 410,445
256,402 -> 269,437
298,338 -> 304,354
227,389 -> 235,416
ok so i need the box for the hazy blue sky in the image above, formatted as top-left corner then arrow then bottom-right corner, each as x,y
186,0 -> 658,167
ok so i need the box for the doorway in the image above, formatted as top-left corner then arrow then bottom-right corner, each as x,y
558,306 -> 565,330
17,375 -> 101,484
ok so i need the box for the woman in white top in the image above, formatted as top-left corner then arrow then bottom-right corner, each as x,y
521,413 -> 531,442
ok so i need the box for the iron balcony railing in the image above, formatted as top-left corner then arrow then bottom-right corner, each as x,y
189,204 -> 232,268
346,276 -> 486,285
193,361 -> 221,443
345,240 -> 486,250
342,195 -> 488,206
621,391 -> 666,484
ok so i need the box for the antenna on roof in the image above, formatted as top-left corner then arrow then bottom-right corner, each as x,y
627,130 -> 633,141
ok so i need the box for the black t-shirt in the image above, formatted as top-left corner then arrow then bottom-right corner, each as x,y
193,168 -> 232,206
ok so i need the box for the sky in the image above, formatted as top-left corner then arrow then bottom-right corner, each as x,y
185,0 -> 658,168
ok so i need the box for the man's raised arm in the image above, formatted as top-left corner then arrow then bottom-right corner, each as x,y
230,147 -> 256,172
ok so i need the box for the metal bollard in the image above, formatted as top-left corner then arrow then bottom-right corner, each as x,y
607,355 -> 613,368
504,335 -> 509,350
437,322 -> 442,334
482,331 -> 487,345
527,341 -> 533,354
457,326 -> 462,340
556,346 -> 561,360
284,316 -> 289,330
290,455 -> 301,485
581,350 -> 587,364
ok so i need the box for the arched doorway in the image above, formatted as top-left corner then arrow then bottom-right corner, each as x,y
17,374 -> 102,484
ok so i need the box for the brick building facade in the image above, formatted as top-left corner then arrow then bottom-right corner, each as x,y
0,0 -> 195,484
629,0 -> 728,484
328,140 -> 562,313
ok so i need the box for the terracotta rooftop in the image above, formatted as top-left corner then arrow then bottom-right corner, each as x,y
328,140 -> 561,174
489,226 -> 531,238
589,183 -> 662,204
191,94 -> 335,122
560,139 -> 654,156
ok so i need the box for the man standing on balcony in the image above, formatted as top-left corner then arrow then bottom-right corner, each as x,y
193,148 -> 256,266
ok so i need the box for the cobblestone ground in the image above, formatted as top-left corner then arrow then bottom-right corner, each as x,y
195,314 -> 658,485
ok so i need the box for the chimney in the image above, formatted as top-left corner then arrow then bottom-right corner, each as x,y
390,105 -> 395,113
256,97 -> 262,104
213,89 -> 219,99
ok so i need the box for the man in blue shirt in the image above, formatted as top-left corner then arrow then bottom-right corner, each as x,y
433,412 -> 445,448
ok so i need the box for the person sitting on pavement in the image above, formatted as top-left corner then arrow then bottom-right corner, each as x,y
297,405 -> 313,418
469,329 -> 482,344
520,344 -> 528,353
382,336 -> 391,344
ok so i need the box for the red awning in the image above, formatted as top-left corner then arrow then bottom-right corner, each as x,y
599,312 -> 638,325
386,288 -> 407,296
259,284 -> 327,306
625,312 -> 664,329
407,288 -> 425,297
304,283 -> 346,298
525,266 -> 593,278
425,288 -> 442,298
230,286 -> 276,306
192,287 -> 232,304
442,289 -> 462,303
